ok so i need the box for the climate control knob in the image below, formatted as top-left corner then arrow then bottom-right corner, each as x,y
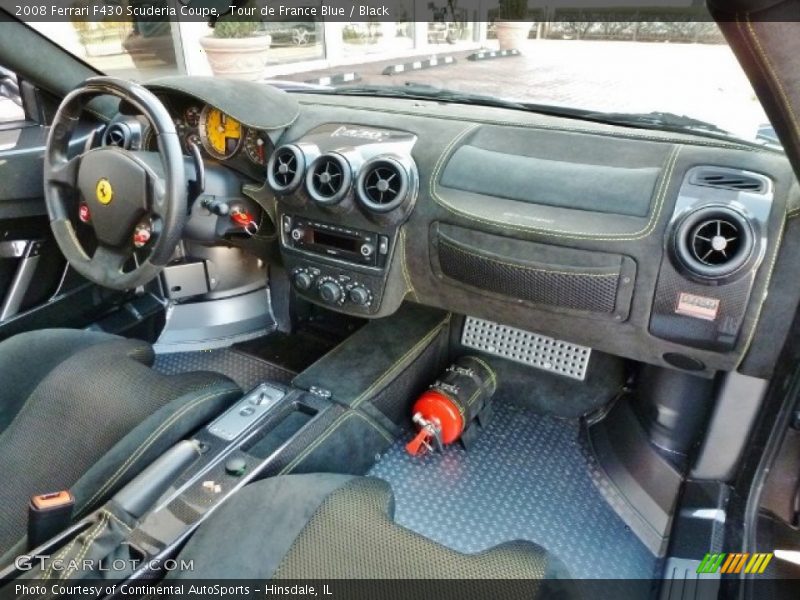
318,280 -> 343,304
293,271 -> 314,291
349,286 -> 371,306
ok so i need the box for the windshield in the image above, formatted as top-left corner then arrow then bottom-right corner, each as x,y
24,5 -> 773,146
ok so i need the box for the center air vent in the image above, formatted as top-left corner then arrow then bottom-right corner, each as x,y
673,205 -> 756,280
690,167 -> 767,194
305,153 -> 352,205
267,144 -> 305,194
103,123 -> 132,149
356,156 -> 410,213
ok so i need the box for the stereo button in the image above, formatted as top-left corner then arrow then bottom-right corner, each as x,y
360,243 -> 375,258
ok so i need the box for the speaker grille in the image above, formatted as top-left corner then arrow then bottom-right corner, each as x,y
438,236 -> 621,313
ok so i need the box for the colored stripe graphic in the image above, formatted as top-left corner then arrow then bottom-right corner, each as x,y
697,553 -> 773,574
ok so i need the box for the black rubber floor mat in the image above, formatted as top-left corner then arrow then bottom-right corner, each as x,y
368,401 -> 658,579
154,348 -> 295,392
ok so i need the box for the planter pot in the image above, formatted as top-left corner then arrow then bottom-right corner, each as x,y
199,34 -> 271,81
495,21 -> 532,51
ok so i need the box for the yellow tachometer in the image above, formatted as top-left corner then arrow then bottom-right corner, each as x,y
199,106 -> 242,159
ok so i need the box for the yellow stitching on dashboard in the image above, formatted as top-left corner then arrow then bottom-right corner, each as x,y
400,227 -> 418,300
438,234 -> 620,278
430,128 -> 681,240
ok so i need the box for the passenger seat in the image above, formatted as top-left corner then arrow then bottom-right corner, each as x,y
170,474 -> 573,587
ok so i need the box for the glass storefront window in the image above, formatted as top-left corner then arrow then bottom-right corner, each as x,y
263,20 -> 325,65
29,21 -> 183,80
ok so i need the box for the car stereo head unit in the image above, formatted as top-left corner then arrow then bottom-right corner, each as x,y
282,216 -> 389,268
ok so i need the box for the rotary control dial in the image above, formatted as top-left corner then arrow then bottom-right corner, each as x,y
347,285 -> 372,307
317,277 -> 344,305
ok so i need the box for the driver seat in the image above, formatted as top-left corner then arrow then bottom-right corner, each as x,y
0,328 -> 241,561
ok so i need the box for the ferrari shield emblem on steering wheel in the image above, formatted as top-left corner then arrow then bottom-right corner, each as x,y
95,178 -> 113,205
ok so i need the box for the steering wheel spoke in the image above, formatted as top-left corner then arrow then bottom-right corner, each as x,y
91,245 -> 128,272
46,154 -> 83,187
149,178 -> 169,220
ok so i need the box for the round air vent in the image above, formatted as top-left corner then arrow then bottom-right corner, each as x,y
267,145 -> 305,194
305,153 -> 352,205
103,123 -> 132,149
673,206 -> 755,280
356,156 -> 410,213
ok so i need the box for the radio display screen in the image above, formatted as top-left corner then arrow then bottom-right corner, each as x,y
312,230 -> 360,253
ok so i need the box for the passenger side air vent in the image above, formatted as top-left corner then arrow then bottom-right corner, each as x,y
673,205 -> 756,280
356,157 -> 410,213
690,167 -> 767,194
305,153 -> 352,205
103,123 -> 132,149
267,145 -> 305,194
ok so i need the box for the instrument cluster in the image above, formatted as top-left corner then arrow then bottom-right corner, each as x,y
143,95 -> 273,178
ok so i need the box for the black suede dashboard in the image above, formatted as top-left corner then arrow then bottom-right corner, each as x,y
264,93 -> 800,379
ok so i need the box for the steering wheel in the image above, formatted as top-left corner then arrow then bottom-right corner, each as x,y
44,77 -> 186,290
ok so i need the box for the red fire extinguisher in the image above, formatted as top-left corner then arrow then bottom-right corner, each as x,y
406,355 -> 497,456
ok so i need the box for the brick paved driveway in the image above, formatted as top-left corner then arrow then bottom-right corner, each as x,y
282,39 -> 768,142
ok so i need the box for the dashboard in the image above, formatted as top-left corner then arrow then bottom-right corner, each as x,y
111,78 -> 800,379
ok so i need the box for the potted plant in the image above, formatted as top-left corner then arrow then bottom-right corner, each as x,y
200,9 -> 271,81
495,0 -> 532,50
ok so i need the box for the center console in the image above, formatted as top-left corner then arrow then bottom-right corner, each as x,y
1,303 -> 450,587
266,124 -> 418,316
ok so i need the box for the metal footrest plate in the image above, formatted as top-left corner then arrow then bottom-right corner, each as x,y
461,316 -> 591,381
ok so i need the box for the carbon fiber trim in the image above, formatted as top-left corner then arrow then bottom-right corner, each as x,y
650,259 -> 755,352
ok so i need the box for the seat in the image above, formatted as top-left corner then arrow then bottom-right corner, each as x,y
170,474 -> 574,589
0,328 -> 241,561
